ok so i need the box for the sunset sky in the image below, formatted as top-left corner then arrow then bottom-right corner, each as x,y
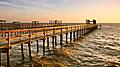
0,0 -> 120,23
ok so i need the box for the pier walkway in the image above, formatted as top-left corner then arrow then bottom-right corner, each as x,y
0,23 -> 98,67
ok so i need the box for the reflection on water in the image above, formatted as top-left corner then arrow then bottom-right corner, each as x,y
1,23 -> 120,67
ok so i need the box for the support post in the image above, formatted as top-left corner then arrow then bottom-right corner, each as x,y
74,26 -> 76,41
77,26 -> 79,39
43,29 -> 46,56
2,34 -> 3,37
6,32 -> 10,67
28,30 -> 32,61
7,49 -> 10,67
81,26 -> 84,36
20,31 -> 24,61
52,28 -> 55,50
66,27 -> 68,44
60,28 -> 63,48
55,36 -> 57,46
43,38 -> 45,56
21,44 -> 24,61
78,29 -> 79,38
70,32 -> 72,43
52,36 -> 54,50
28,41 -> 32,61
83,25 -> 85,36
37,40 -> 39,53
0,51 -> 1,66
47,37 -> 49,50
7,32 -> 10,48
84,25 -> 86,35
66,33 -> 68,44
77,30 -> 78,40
73,31 -> 75,42
79,26 -> 81,38
70,26 -> 72,43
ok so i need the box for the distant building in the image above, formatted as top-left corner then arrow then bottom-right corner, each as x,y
86,20 -> 90,24
32,21 -> 39,24
12,21 -> 21,24
49,20 -> 62,25
93,19 -> 96,24
32,21 -> 39,28
86,19 -> 96,24
0,20 -> 6,23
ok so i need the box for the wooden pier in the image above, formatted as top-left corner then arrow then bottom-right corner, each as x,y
0,20 -> 64,30
0,21 -> 98,66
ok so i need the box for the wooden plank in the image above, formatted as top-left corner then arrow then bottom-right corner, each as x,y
10,37 -> 20,40
0,37 -> 6,42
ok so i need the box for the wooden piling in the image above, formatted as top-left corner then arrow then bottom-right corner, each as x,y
80,26 -> 82,36
77,26 -> 79,39
21,44 -> 24,60
37,40 -> 39,53
5,32 -> 6,37
66,27 -> 68,44
77,30 -> 78,40
70,26 -> 72,43
52,28 -> 55,50
84,25 -> 86,35
83,25 -> 85,36
47,37 -> 49,50
81,26 -> 84,36
60,28 -> 63,47
6,32 -> 10,67
28,30 -> 32,61
0,51 -> 1,66
43,38 -> 45,56
52,36 -> 55,50
43,29 -> 46,56
7,32 -> 10,48
28,41 -> 32,61
2,34 -> 3,37
66,33 -> 68,44
7,49 -> 10,67
70,32 -> 72,43
73,31 -> 75,42
78,26 -> 81,38
55,36 -> 57,46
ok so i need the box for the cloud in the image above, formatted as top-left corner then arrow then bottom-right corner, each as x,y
43,3 -> 55,7
0,0 -> 56,9
0,1 -> 21,8
0,0 -> 72,9
64,0 -> 71,2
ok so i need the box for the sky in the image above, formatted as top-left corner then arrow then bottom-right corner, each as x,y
0,0 -> 120,23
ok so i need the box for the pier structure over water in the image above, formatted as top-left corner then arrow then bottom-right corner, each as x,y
0,20 -> 98,67
0,20 -> 63,30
